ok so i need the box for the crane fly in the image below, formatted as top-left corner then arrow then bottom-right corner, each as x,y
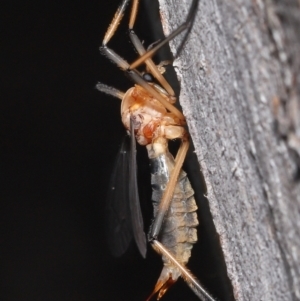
96,0 -> 216,300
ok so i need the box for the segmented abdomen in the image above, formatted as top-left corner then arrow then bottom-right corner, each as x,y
149,150 -> 199,270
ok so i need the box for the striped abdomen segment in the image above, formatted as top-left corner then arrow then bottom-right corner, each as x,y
149,150 -> 199,280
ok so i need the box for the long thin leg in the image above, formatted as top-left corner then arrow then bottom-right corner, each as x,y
129,30 -> 175,97
152,241 -> 217,301
103,0 -> 130,46
129,0 -> 139,29
95,82 -> 125,100
149,136 -> 190,239
127,0 -> 176,96
127,1 -> 200,95
130,0 -> 199,69
102,0 -> 138,46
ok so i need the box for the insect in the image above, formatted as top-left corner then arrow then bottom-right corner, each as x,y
96,0 -> 216,300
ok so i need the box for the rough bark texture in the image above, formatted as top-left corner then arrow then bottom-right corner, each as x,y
158,0 -> 300,300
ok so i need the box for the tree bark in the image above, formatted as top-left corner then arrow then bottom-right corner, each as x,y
158,0 -> 300,300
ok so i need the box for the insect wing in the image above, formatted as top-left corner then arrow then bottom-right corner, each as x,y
129,119 -> 147,258
106,129 -> 147,258
106,136 -> 133,257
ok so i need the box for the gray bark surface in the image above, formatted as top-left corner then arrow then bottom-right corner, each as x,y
158,0 -> 300,300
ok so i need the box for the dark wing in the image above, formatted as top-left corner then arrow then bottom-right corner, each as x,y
106,126 -> 147,258
106,135 -> 133,257
129,119 -> 147,258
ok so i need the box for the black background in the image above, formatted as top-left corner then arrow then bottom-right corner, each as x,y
1,1 -> 233,300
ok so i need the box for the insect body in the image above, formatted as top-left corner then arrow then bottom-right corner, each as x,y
122,82 -> 199,298
147,143 -> 199,300
96,0 -> 216,300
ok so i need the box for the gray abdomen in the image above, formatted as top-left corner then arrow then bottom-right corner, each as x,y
149,151 -> 199,265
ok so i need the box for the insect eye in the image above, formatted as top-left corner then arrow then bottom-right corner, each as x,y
143,72 -> 154,82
